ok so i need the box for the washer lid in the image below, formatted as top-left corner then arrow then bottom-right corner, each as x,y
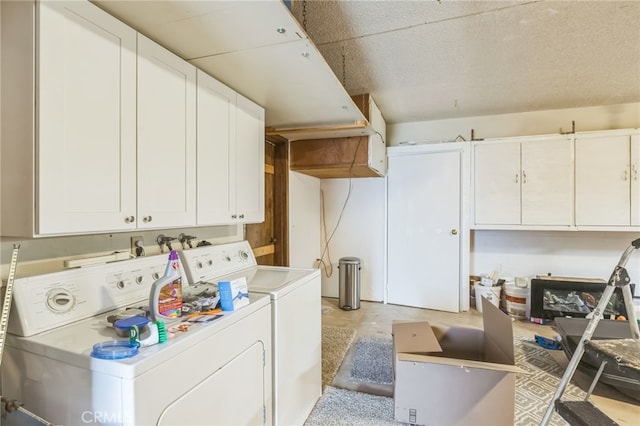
249,267 -> 319,297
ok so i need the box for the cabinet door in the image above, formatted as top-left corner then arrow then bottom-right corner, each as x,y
37,1 -> 137,234
521,137 -> 573,225
196,70 -> 237,225
137,34 -> 196,229
632,134 -> 640,226
235,94 -> 265,224
575,135 -> 631,226
473,142 -> 521,225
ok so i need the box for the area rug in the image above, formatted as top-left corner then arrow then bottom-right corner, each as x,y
321,325 -> 357,388
349,336 -> 394,385
306,336 -> 586,426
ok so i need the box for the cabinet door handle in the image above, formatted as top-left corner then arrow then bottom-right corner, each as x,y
515,173 -> 519,183
231,214 -> 237,219
143,216 -> 152,223
124,216 -> 135,223
522,170 -> 527,183
239,214 -> 245,219
451,229 -> 458,235
634,164 -> 638,181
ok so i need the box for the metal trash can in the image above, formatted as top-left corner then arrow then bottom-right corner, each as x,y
338,257 -> 361,310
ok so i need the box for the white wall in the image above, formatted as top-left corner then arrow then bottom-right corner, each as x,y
318,178 -> 386,302
472,231 -> 640,296
288,171 -> 321,268
388,102 -> 640,145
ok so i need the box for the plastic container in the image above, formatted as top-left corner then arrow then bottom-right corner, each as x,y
91,341 -> 139,359
504,284 -> 529,319
114,315 -> 150,338
149,250 -> 183,322
474,284 -> 501,312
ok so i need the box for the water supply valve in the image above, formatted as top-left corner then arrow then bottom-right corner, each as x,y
156,234 -> 176,253
178,233 -> 197,249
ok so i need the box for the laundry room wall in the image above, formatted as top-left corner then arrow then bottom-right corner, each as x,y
0,225 -> 243,280
288,171 -> 321,269
287,169 -> 386,302
471,230 -> 640,296
317,177 -> 386,302
387,102 -> 640,145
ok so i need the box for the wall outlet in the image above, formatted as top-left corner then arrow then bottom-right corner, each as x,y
131,236 -> 144,256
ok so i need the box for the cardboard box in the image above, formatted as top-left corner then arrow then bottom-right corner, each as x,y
392,297 -> 524,426
218,277 -> 249,311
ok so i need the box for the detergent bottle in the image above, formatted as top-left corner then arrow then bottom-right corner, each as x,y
149,250 -> 183,322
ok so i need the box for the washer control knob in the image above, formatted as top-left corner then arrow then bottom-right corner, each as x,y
45,289 -> 76,313
152,272 -> 160,280
116,281 -> 125,289
239,250 -> 249,261
197,261 -> 203,269
136,276 -> 144,285
207,259 -> 213,266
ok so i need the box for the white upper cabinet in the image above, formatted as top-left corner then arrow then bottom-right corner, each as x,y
2,1 -> 138,236
575,130 -> 640,228
520,138 -> 574,226
474,141 -> 521,225
234,94 -> 265,224
196,70 -> 237,224
634,133 -> 640,227
196,70 -> 264,225
473,136 -> 573,228
1,1 -> 232,237
137,34 -> 197,229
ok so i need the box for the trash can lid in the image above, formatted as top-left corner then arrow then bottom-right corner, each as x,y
339,257 -> 361,263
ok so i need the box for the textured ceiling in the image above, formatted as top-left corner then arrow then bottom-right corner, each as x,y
91,0 -> 639,129
291,0 -> 640,124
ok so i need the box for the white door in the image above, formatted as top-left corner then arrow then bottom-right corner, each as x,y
137,34 -> 196,229
387,149 -> 464,312
37,1 -> 137,234
473,141 -> 521,225
521,137 -> 573,225
575,135 -> 631,226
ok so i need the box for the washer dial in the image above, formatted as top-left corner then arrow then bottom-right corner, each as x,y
45,288 -> 76,313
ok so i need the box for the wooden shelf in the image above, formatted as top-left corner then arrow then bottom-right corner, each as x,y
290,136 -> 384,178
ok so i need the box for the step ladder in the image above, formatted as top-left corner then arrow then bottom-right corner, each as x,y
540,237 -> 640,426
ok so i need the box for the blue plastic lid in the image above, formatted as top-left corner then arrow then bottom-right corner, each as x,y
114,315 -> 150,330
91,340 -> 139,359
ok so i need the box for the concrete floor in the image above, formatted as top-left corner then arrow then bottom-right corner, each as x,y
320,297 -> 639,425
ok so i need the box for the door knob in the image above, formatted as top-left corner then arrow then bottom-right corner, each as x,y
451,229 -> 458,235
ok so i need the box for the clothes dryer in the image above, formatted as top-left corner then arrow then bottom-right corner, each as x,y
180,241 -> 322,426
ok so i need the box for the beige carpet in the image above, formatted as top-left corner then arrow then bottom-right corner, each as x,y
321,325 -> 357,388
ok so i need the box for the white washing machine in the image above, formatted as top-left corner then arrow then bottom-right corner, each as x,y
2,251 -> 273,426
179,241 -> 322,426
